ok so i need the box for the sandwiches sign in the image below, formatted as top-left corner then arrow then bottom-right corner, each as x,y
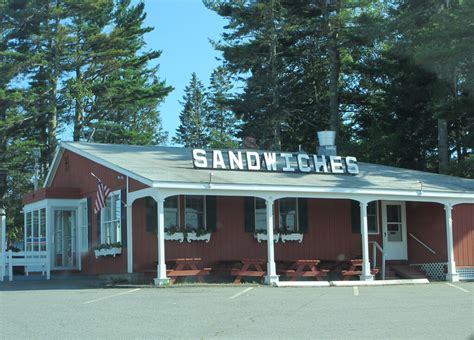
192,149 -> 359,175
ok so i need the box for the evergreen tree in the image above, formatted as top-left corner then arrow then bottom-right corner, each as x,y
62,0 -> 172,145
207,66 -> 239,148
173,73 -> 209,148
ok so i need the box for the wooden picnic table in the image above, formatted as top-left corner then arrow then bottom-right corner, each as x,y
341,259 -> 379,280
166,258 -> 211,284
278,259 -> 329,281
230,259 -> 266,284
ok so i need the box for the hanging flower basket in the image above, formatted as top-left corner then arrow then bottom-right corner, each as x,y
280,233 -> 304,243
254,232 -> 279,243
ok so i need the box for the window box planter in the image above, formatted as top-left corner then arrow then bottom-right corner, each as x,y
94,247 -> 122,259
280,233 -> 304,243
186,232 -> 211,243
254,232 -> 280,243
164,232 -> 185,243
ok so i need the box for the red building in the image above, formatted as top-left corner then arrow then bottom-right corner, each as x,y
17,141 -> 474,284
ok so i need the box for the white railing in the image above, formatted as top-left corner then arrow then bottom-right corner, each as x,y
409,233 -> 436,255
369,241 -> 386,280
2,250 -> 50,281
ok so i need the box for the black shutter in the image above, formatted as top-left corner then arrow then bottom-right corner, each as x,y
96,209 -> 101,245
244,197 -> 255,232
146,197 -> 158,233
121,188 -> 127,247
351,200 -> 361,234
298,198 -> 309,233
87,197 -> 92,248
206,196 -> 217,232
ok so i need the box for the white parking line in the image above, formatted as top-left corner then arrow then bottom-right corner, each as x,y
353,286 -> 359,296
229,287 -> 254,299
445,283 -> 470,293
83,288 -> 141,304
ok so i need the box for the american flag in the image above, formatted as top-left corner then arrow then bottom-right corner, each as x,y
94,181 -> 110,214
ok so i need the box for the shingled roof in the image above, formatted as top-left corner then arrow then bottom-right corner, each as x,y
45,142 -> 473,202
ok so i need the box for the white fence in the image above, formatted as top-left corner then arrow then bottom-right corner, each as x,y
1,250 -> 50,281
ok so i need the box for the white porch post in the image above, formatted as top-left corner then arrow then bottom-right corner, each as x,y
264,199 -> 279,285
445,203 -> 459,282
359,201 -> 373,281
126,203 -> 133,273
154,198 -> 169,286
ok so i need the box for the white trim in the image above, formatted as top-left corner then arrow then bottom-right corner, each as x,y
151,182 -> 473,206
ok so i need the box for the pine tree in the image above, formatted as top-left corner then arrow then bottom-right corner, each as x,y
173,73 -> 209,148
62,0 -> 172,145
207,66 -> 238,148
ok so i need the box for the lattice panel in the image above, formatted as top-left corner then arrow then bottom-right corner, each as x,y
410,262 -> 447,281
457,268 -> 474,281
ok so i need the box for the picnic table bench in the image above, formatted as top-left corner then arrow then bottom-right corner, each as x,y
230,259 -> 266,284
278,259 -> 329,281
166,258 -> 211,284
342,259 -> 379,280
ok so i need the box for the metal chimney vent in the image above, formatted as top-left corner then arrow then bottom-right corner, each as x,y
317,131 -> 337,156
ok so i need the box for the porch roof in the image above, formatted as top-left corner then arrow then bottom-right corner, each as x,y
47,142 -> 474,199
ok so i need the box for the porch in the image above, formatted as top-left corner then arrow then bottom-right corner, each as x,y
125,191 -> 468,285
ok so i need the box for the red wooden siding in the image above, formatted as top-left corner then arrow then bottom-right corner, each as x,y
453,204 -> 474,267
406,202 -> 447,263
132,197 -> 363,271
50,150 -> 149,275
23,187 -> 81,205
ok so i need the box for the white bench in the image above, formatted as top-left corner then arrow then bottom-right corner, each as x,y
1,250 -> 50,281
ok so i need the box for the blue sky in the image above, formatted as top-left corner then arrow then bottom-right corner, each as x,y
142,0 -> 227,142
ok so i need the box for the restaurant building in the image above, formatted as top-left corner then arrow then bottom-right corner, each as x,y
12,137 -> 474,284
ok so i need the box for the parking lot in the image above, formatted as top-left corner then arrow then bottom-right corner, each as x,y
1,280 -> 473,339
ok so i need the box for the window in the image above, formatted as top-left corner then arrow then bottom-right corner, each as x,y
185,196 -> 205,230
367,201 -> 379,234
351,201 -> 379,234
25,208 -> 46,252
165,196 -> 179,229
79,201 -> 88,251
279,198 -> 298,232
244,197 -> 308,233
255,198 -> 266,232
101,191 -> 121,244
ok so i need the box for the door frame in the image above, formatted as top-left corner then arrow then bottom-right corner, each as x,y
51,207 -> 80,270
381,201 -> 408,260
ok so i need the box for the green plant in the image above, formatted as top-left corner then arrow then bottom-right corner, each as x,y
193,227 -> 209,236
94,242 -> 122,251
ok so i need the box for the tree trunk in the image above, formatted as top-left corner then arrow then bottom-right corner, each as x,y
269,0 -> 281,150
46,2 -> 59,166
328,29 -> 340,133
438,118 -> 449,174
0,106 -> 6,205
328,0 -> 341,135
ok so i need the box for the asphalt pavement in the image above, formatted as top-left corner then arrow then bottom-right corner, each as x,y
1,279 -> 473,339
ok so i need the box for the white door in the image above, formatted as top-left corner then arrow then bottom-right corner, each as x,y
382,201 -> 408,260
